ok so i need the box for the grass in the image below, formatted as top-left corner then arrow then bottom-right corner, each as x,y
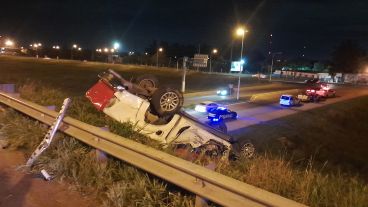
234,95 -> 368,178
0,56 -> 265,96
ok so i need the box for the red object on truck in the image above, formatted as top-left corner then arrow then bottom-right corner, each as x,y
85,80 -> 115,111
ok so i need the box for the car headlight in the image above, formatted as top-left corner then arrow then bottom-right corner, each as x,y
220,90 -> 228,95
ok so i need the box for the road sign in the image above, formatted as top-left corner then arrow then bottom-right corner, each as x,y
230,61 -> 243,72
193,54 -> 208,68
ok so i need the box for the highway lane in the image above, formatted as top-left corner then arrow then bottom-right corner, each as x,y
184,86 -> 368,135
183,82 -> 300,106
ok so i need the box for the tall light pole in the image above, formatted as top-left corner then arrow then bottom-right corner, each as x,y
235,27 -> 248,100
156,47 -> 163,67
71,44 -> 77,60
52,45 -> 60,59
209,48 -> 218,73
30,43 -> 42,58
270,52 -> 282,81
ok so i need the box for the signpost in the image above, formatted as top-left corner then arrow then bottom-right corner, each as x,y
182,57 -> 189,93
230,61 -> 243,72
193,54 -> 208,68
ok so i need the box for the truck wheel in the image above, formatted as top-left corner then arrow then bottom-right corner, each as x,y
151,87 -> 183,116
135,75 -> 159,89
239,142 -> 255,159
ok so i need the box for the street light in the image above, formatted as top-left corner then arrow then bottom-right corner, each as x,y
269,52 -> 282,81
31,42 -> 42,58
113,42 -> 120,50
156,47 -> 163,67
5,39 -> 14,47
52,45 -> 60,59
71,44 -> 78,59
235,26 -> 248,100
209,48 -> 218,73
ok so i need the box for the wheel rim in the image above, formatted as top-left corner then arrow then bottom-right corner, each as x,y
159,92 -> 180,112
240,143 -> 255,158
139,79 -> 155,88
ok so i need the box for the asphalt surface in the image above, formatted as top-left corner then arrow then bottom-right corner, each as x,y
183,82 -> 299,106
184,84 -> 368,135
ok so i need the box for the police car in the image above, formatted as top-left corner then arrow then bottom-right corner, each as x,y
208,107 -> 238,122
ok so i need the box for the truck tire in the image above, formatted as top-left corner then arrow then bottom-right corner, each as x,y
239,142 -> 255,159
135,75 -> 159,89
151,87 -> 183,116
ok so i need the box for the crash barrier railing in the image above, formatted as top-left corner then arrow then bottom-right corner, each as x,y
250,89 -> 301,103
0,91 -> 307,207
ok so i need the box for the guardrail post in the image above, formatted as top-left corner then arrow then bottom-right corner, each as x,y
195,161 -> 216,207
96,127 -> 109,165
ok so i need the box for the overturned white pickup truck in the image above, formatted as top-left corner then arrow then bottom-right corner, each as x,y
86,69 -> 254,159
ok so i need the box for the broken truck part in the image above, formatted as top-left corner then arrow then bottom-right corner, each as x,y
26,98 -> 71,167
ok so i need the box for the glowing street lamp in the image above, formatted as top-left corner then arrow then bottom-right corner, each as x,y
209,48 -> 218,73
110,48 -> 115,53
52,45 -> 60,59
31,42 -> 42,58
78,47 -> 82,51
104,48 -> 109,53
235,26 -> 248,100
113,42 -> 120,50
5,39 -> 14,47
156,47 -> 163,67
71,44 -> 79,59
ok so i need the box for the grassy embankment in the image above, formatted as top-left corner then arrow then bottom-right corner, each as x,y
0,57 -> 367,206
0,56 -> 265,95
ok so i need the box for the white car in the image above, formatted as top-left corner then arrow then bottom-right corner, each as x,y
280,95 -> 301,106
194,101 -> 219,113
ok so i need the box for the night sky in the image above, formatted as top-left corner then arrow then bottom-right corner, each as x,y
1,0 -> 367,59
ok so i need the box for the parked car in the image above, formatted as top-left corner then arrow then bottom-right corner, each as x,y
208,107 -> 237,122
279,95 -> 301,106
194,101 -> 219,113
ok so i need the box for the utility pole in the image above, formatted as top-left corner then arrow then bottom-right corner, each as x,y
182,57 -> 188,93
270,52 -> 282,81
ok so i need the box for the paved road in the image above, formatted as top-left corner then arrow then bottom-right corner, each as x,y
185,85 -> 368,135
183,82 -> 300,106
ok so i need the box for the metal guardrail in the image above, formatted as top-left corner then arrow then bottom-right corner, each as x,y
0,92 -> 307,207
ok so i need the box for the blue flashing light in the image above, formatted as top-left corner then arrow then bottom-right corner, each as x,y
217,107 -> 227,110
212,118 -> 219,122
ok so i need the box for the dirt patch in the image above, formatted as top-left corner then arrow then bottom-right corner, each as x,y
0,150 -> 97,207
